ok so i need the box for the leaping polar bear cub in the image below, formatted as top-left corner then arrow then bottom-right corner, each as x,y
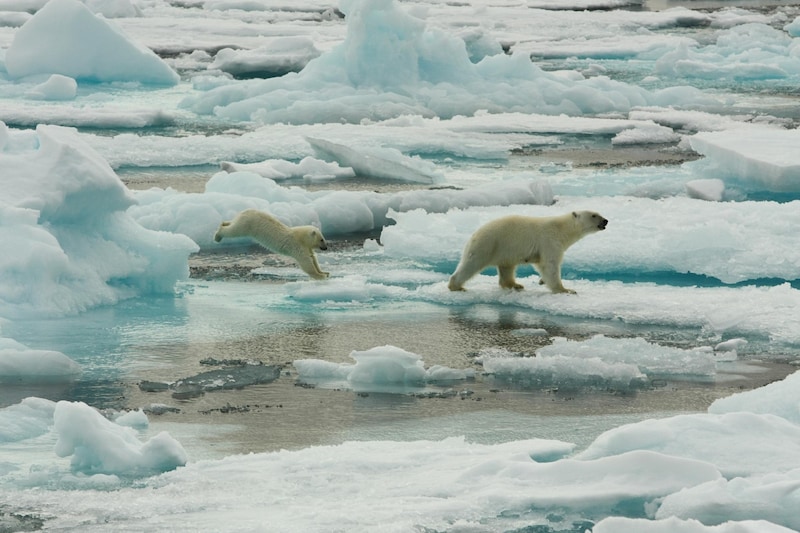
214,209 -> 330,280
448,211 -> 608,294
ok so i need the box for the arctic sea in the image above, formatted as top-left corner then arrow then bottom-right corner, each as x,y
1,0 -> 800,531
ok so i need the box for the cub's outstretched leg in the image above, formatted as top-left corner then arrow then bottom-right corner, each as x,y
297,252 -> 329,280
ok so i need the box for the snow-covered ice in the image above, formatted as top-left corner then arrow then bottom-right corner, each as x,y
2,0 -> 800,530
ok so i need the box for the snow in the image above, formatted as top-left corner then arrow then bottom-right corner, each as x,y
2,0 -> 800,530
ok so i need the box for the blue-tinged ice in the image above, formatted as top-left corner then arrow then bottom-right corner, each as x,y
53,400 -> 186,476
0,123 -> 198,319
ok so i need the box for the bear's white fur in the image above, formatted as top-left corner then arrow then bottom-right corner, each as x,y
214,209 -> 329,280
448,211 -> 607,294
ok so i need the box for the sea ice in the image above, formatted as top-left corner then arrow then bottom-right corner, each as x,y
5,0 -> 178,85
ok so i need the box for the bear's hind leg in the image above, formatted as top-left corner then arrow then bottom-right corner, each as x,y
448,253 -> 486,291
497,264 -> 524,290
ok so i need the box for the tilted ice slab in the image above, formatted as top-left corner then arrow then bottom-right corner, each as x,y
689,128 -> 800,193
380,196 -> 800,284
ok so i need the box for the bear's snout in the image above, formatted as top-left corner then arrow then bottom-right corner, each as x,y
319,242 -> 328,251
598,218 -> 608,230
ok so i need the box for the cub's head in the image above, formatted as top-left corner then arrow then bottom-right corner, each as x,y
572,211 -> 608,233
300,226 -> 328,251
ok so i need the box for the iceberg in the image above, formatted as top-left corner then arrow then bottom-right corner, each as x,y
0,123 -> 198,318
5,0 -> 179,85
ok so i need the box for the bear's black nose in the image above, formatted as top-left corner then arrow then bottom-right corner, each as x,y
599,219 -> 608,230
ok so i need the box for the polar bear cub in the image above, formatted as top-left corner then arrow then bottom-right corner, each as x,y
448,211 -> 608,294
214,209 -> 330,280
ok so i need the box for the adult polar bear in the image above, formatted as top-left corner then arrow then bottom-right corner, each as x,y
448,211 -> 608,294
214,209 -> 330,280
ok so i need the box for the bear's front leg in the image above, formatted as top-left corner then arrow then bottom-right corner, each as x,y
311,253 -> 330,279
538,259 -> 576,294
497,264 -> 524,290
297,253 -> 329,280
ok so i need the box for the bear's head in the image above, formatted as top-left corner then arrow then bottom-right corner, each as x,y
572,211 -> 608,233
299,226 -> 328,251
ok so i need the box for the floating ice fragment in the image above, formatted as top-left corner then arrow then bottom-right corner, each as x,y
0,337 -> 81,383
53,401 -> 187,476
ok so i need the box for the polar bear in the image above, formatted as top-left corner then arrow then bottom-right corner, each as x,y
448,211 -> 607,294
214,209 -> 330,280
